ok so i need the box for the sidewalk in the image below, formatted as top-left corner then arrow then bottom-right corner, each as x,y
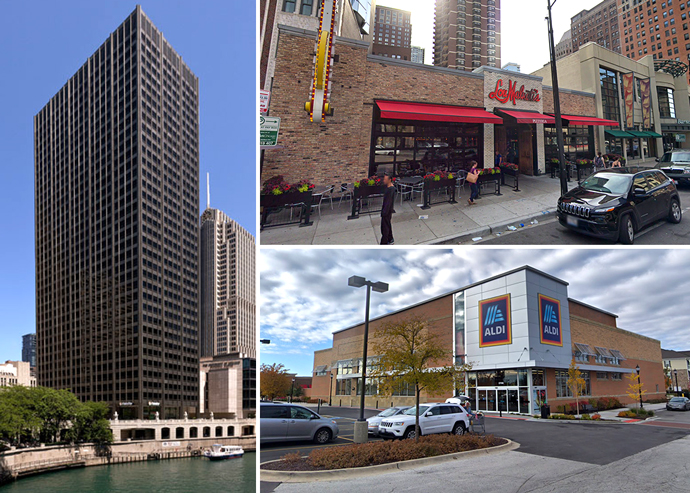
261,160 -> 660,245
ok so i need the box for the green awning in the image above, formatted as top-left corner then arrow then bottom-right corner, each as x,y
605,130 -> 635,138
627,130 -> 650,138
646,131 -> 663,138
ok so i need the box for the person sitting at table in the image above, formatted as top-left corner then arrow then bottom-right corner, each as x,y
610,156 -> 622,167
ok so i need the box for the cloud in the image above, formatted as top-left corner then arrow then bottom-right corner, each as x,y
260,249 -> 690,375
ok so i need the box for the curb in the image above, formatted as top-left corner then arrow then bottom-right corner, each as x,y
260,438 -> 519,483
427,210 -> 557,245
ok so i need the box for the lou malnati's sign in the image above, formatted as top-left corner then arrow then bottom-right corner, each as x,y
539,294 -> 562,346
478,294 -> 512,347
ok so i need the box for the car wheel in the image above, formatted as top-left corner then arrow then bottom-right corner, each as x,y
313,428 -> 332,444
668,199 -> 682,224
452,422 -> 466,436
619,214 -> 635,244
404,427 -> 417,440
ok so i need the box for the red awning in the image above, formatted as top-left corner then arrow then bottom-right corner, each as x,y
554,114 -> 620,126
496,109 -> 555,125
376,100 -> 503,124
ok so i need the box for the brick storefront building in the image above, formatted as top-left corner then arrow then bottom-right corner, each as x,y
309,266 -> 666,414
262,25 -> 606,186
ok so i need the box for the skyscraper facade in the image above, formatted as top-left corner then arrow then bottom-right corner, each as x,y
411,46 -> 426,64
372,6 -> 412,60
433,0 -> 501,71
22,333 -> 36,369
570,0 -> 621,55
34,6 -> 200,420
200,206 -> 256,360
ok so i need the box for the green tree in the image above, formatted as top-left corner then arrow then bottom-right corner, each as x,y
566,359 -> 587,416
71,401 -> 113,445
287,382 -> 305,401
260,363 -> 291,401
0,386 -> 41,445
370,317 -> 471,441
33,387 -> 81,443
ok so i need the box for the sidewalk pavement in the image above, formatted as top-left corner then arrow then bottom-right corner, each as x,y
261,160 -> 659,246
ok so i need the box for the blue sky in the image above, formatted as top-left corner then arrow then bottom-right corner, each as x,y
0,1 -> 256,362
261,249 -> 690,376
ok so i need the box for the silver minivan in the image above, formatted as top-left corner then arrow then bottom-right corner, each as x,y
260,403 -> 339,444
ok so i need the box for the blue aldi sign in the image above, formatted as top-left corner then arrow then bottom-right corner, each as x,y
478,294 -> 512,347
539,294 -> 562,346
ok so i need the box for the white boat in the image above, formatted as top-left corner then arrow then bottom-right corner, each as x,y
203,444 -> 244,460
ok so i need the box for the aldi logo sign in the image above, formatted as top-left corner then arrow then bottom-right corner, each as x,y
479,294 -> 512,347
539,294 -> 562,346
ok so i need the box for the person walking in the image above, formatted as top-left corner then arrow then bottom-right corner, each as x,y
380,173 -> 396,245
494,150 -> 503,167
467,161 -> 480,206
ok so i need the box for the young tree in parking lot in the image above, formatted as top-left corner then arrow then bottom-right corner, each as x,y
370,316 -> 472,441
260,363 -> 291,402
566,359 -> 586,416
625,371 -> 647,407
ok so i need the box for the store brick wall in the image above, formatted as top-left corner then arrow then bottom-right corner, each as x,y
311,348 -> 334,401
541,89 -> 596,116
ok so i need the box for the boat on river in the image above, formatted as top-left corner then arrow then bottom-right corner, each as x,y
203,444 -> 244,460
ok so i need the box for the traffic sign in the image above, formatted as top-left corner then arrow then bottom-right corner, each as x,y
260,116 -> 280,146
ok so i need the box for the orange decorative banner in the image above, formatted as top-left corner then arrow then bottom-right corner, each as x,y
640,78 -> 651,129
623,73 -> 634,128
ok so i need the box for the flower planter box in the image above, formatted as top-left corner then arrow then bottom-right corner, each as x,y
477,172 -> 502,195
260,191 -> 313,229
348,185 -> 387,219
500,166 -> 520,192
576,163 -> 594,182
421,178 -> 457,209
549,162 -> 572,181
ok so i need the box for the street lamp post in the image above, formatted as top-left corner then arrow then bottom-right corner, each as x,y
674,369 -> 679,397
547,0 -> 568,196
290,378 -> 295,404
348,275 -> 389,444
636,365 -> 643,409
329,371 -> 334,406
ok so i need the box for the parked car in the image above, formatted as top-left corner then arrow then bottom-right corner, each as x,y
260,403 -> 339,444
366,406 -> 411,436
375,145 -> 399,156
557,168 -> 681,244
655,150 -> 690,185
378,402 -> 470,440
666,396 -> 690,411
445,395 -> 470,406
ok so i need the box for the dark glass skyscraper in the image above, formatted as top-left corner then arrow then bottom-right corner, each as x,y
22,333 -> 36,369
34,6 -> 200,420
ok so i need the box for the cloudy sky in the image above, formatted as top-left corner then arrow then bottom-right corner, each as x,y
260,248 -> 690,376
382,0 -> 602,73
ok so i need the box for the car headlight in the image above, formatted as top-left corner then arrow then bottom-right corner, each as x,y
392,421 -> 405,426
683,169 -> 690,174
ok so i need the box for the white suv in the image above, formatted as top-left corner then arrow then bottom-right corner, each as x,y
378,402 -> 470,440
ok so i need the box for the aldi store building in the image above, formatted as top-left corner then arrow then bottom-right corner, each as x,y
310,266 -> 665,414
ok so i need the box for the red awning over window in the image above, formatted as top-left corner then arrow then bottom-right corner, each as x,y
375,100 -> 504,124
496,109 -> 555,125
554,114 -> 620,126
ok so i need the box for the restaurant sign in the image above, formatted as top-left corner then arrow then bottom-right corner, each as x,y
478,294 -> 512,347
538,294 -> 562,346
488,79 -> 540,106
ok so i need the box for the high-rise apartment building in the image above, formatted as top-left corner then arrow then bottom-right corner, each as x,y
200,200 -> 256,360
433,0 -> 501,71
372,6 -> 412,60
411,46 -> 426,64
619,0 -> 690,85
34,6 -> 200,420
555,29 -> 573,60
22,333 -> 36,369
571,0 -> 621,55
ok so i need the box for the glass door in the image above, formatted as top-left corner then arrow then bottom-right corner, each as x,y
497,390 -> 507,412
508,389 -> 519,413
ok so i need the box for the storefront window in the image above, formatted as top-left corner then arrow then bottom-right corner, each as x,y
545,125 -> 593,162
532,369 -> 545,386
356,377 -> 379,395
555,370 -> 591,397
371,119 -> 484,176
600,67 -> 621,123
336,379 -> 352,395
657,87 -> 676,118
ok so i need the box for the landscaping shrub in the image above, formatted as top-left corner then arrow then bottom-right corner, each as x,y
547,414 -> 577,420
591,414 -> 601,420
304,434 -> 505,470
280,452 -> 304,466
617,408 -> 653,418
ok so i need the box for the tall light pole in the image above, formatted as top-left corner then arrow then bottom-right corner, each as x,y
547,0 -> 568,196
674,369 -> 680,397
290,378 -> 295,404
329,371 -> 334,406
348,275 -> 389,444
636,365 -> 643,409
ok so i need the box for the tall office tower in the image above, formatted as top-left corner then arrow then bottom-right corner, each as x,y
433,0 -> 501,71
22,333 -> 36,369
619,0 -> 690,85
199,190 -> 256,360
372,6 -> 412,60
555,29 -> 573,60
411,46 -> 426,64
34,6 -> 200,420
570,0 -> 621,55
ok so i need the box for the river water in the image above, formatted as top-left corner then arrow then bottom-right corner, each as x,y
1,452 -> 256,492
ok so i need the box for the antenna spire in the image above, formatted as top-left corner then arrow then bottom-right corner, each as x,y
206,172 -> 210,209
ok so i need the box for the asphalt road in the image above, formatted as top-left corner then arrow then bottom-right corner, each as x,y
469,186 -> 690,245
260,408 -> 690,492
